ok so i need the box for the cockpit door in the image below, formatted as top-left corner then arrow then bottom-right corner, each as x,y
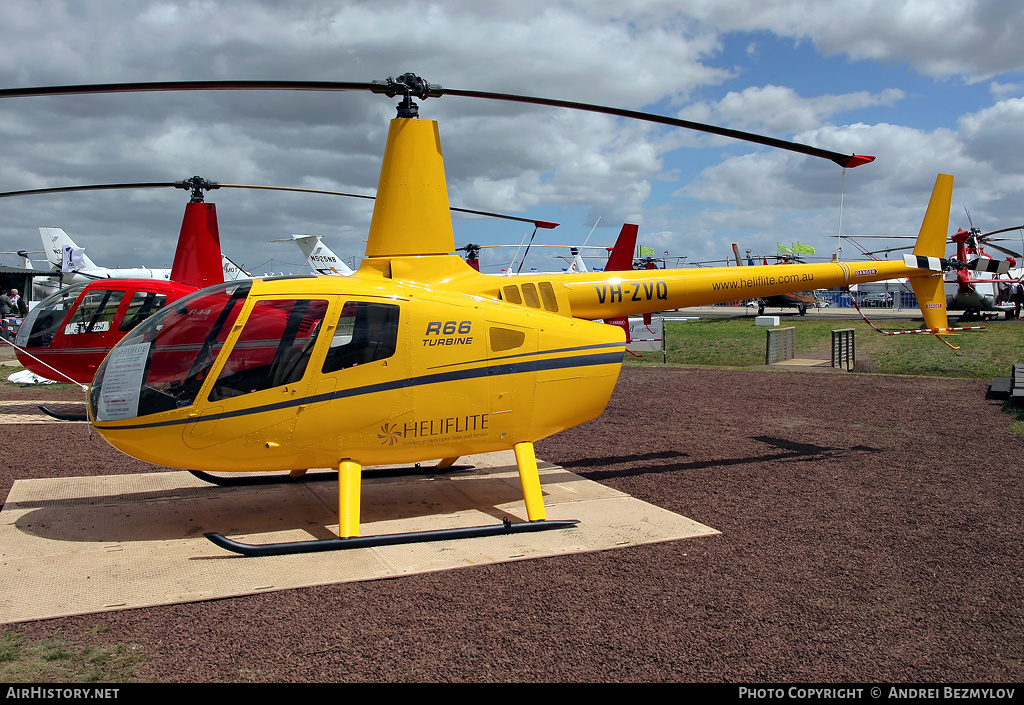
183,296 -> 332,452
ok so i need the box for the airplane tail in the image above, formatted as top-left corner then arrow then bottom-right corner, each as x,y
39,227 -> 97,272
568,247 -> 587,273
222,254 -> 250,281
906,174 -> 954,332
291,234 -> 354,276
14,251 -> 33,270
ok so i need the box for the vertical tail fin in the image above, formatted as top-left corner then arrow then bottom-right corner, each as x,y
39,227 -> 97,271
169,202 -> 225,289
908,174 -> 954,331
568,246 -> 587,273
605,224 -> 639,272
604,224 -> 641,341
222,254 -> 250,281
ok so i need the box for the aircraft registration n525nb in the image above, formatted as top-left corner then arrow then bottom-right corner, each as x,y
3,73 -> 954,555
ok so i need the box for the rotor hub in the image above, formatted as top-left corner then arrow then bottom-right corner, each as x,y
370,73 -> 443,119
174,176 -> 221,203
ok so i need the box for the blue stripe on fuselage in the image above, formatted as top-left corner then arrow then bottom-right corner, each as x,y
96,347 -> 624,431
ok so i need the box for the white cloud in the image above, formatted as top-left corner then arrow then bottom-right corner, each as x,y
674,0 -> 1024,82
678,85 -> 906,135
958,97 -> 1024,174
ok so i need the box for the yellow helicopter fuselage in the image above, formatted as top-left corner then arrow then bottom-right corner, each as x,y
88,268 -> 625,472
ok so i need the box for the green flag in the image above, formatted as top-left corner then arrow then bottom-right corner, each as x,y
777,243 -> 793,254
637,245 -> 654,257
793,243 -> 816,255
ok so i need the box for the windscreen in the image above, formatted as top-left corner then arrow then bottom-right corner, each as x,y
90,280 -> 251,421
15,282 -> 88,348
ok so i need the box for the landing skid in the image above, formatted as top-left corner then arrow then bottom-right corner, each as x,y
205,518 -> 579,557
38,405 -> 88,422
202,441 -> 558,558
188,464 -> 473,487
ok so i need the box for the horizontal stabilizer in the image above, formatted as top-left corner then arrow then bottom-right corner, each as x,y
903,254 -> 945,272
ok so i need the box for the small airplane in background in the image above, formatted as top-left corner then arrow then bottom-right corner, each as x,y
42,226 -> 248,288
41,227 -> 172,286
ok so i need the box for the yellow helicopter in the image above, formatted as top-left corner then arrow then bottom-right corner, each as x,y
3,74 -> 962,555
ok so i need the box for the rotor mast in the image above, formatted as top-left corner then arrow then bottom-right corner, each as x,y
364,74 -> 455,260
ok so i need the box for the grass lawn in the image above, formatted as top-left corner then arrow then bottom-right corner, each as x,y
628,317 -> 1024,381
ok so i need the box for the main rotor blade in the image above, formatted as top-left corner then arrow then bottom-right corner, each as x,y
0,77 -> 874,169
0,182 -> 175,198
982,241 -> 1023,259
439,88 -> 875,168
0,180 -> 560,229
0,80 -> 376,99
218,183 -> 375,200
981,224 -> 1024,238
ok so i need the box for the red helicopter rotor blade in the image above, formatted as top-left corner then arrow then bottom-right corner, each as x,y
981,224 -> 1024,238
0,181 -> 560,231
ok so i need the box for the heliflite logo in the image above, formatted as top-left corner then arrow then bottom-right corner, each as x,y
855,268 -> 878,276
379,414 -> 490,446
378,423 -> 402,446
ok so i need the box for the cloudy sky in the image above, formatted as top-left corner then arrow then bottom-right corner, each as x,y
0,0 -> 1023,276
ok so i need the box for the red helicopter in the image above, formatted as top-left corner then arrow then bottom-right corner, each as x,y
945,225 -> 1021,319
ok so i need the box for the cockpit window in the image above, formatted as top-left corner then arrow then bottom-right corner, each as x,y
90,280 -> 252,420
16,283 -> 87,348
119,291 -> 169,332
209,299 -> 328,400
322,301 -> 399,373
63,289 -> 124,335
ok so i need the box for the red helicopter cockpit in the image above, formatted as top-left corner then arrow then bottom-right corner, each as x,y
14,278 -> 191,384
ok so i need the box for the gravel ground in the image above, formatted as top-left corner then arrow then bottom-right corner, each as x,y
2,367 -> 1022,683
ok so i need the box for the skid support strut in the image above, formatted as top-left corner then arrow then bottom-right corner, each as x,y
514,441 -> 546,521
338,459 -> 361,538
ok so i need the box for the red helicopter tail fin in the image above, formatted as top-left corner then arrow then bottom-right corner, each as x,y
605,224 -> 639,272
602,225 -> 640,341
170,201 -> 226,289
